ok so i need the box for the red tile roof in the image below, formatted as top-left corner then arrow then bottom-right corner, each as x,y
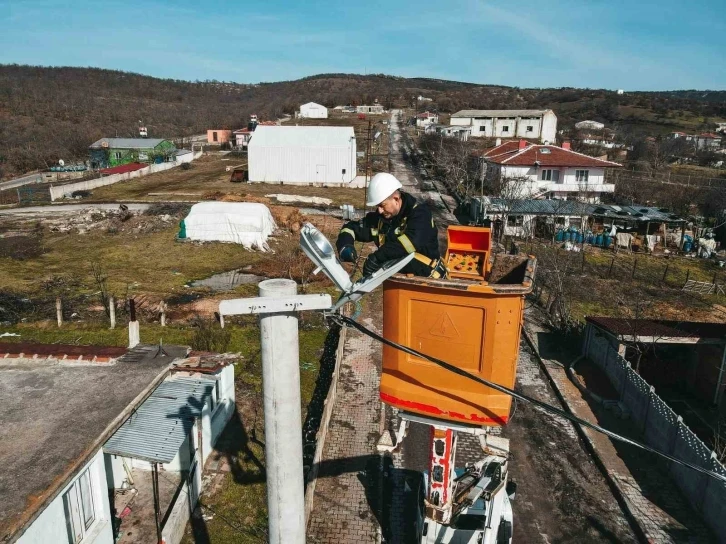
0,342 -> 127,362
417,112 -> 437,118
99,162 -> 147,175
482,141 -> 622,168
699,133 -> 721,139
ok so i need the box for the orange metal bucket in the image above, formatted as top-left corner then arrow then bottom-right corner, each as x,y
380,251 -> 535,426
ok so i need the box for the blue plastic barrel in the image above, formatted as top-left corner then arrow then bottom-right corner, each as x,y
564,232 -> 571,242
576,232 -> 584,244
604,235 -> 612,248
683,240 -> 692,252
555,230 -> 564,242
595,233 -> 603,246
586,233 -> 594,244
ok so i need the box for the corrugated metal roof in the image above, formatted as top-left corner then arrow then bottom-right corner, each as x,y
483,199 -> 685,223
103,376 -> 215,463
589,204 -> 685,223
586,317 -> 726,340
488,198 -> 591,216
248,125 -> 355,148
452,109 -> 552,118
89,138 -> 168,149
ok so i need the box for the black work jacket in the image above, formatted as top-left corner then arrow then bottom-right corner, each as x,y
335,191 -> 440,275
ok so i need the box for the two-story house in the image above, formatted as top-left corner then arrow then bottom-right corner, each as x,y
416,112 -> 438,127
481,140 -> 621,202
451,109 -> 558,143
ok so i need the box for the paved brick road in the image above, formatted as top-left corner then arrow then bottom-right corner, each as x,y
307,319 -> 384,543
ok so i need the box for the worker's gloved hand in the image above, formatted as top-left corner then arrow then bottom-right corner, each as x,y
362,253 -> 382,276
339,245 -> 357,263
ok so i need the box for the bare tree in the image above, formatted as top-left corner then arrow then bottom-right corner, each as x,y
418,133 -> 479,201
534,245 -> 578,332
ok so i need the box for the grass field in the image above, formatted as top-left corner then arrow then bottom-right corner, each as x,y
87,154 -> 365,207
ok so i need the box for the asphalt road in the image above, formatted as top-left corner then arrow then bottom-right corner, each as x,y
0,172 -> 45,191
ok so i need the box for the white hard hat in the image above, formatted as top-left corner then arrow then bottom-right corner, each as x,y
366,173 -> 402,207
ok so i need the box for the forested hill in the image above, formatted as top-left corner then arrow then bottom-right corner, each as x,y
1,64 -> 725,177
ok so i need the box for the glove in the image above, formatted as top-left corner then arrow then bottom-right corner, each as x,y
362,253 -> 382,276
339,245 -> 357,263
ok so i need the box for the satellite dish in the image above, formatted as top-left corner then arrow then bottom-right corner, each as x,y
58,159 -> 65,166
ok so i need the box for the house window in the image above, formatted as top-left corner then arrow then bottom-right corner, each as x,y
63,468 -> 96,543
526,126 -> 533,132
114,152 -> 122,160
479,126 -> 486,132
540,169 -> 560,182
502,125 -> 510,132
507,215 -> 523,227
212,131 -> 218,142
575,170 -> 589,182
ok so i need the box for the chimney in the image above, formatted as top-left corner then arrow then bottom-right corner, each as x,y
562,141 -> 571,150
518,139 -> 527,150
495,138 -> 502,146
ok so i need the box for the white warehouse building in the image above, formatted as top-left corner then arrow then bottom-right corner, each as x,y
248,126 -> 358,186
298,101 -> 328,119
450,109 -> 558,143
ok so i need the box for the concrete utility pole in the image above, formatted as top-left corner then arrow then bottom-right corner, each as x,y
128,298 -> 139,348
219,280 -> 332,544
109,296 -> 116,329
55,297 -> 63,327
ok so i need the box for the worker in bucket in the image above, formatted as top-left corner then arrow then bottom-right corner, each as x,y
336,172 -> 447,278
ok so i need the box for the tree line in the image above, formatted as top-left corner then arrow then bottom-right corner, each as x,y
1,64 -> 725,178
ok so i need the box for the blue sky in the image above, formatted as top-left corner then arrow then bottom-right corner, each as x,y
1,0 -> 724,90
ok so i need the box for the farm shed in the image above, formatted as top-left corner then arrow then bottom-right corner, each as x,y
298,102 -> 328,119
247,126 -> 357,185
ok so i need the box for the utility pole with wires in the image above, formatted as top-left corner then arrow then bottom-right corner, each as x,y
364,119 -> 372,211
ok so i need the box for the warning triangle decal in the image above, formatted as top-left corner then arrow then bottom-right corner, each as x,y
429,312 -> 459,338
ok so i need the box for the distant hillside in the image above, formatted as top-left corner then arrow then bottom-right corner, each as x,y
1,65 -> 725,177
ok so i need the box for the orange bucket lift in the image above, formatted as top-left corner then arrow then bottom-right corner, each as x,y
380,225 -> 536,426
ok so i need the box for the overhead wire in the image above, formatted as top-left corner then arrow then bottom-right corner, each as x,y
335,314 -> 726,485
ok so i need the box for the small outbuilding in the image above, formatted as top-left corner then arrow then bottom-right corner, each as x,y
207,130 -> 232,144
247,126 -> 357,185
298,102 -> 328,119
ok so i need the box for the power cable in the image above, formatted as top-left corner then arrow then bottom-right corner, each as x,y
336,314 -> 726,485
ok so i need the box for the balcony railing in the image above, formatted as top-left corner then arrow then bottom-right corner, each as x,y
546,183 -> 615,193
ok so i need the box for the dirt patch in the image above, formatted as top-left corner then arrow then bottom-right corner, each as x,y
0,234 -> 46,260
143,202 -> 191,218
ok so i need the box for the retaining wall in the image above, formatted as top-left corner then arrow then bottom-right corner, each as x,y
585,328 -> 726,538
49,151 -> 202,201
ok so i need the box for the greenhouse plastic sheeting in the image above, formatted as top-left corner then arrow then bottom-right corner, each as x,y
179,201 -> 276,250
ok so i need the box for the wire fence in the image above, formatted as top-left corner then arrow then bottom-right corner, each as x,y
586,332 -> 726,536
606,168 -> 726,189
518,240 -> 726,293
